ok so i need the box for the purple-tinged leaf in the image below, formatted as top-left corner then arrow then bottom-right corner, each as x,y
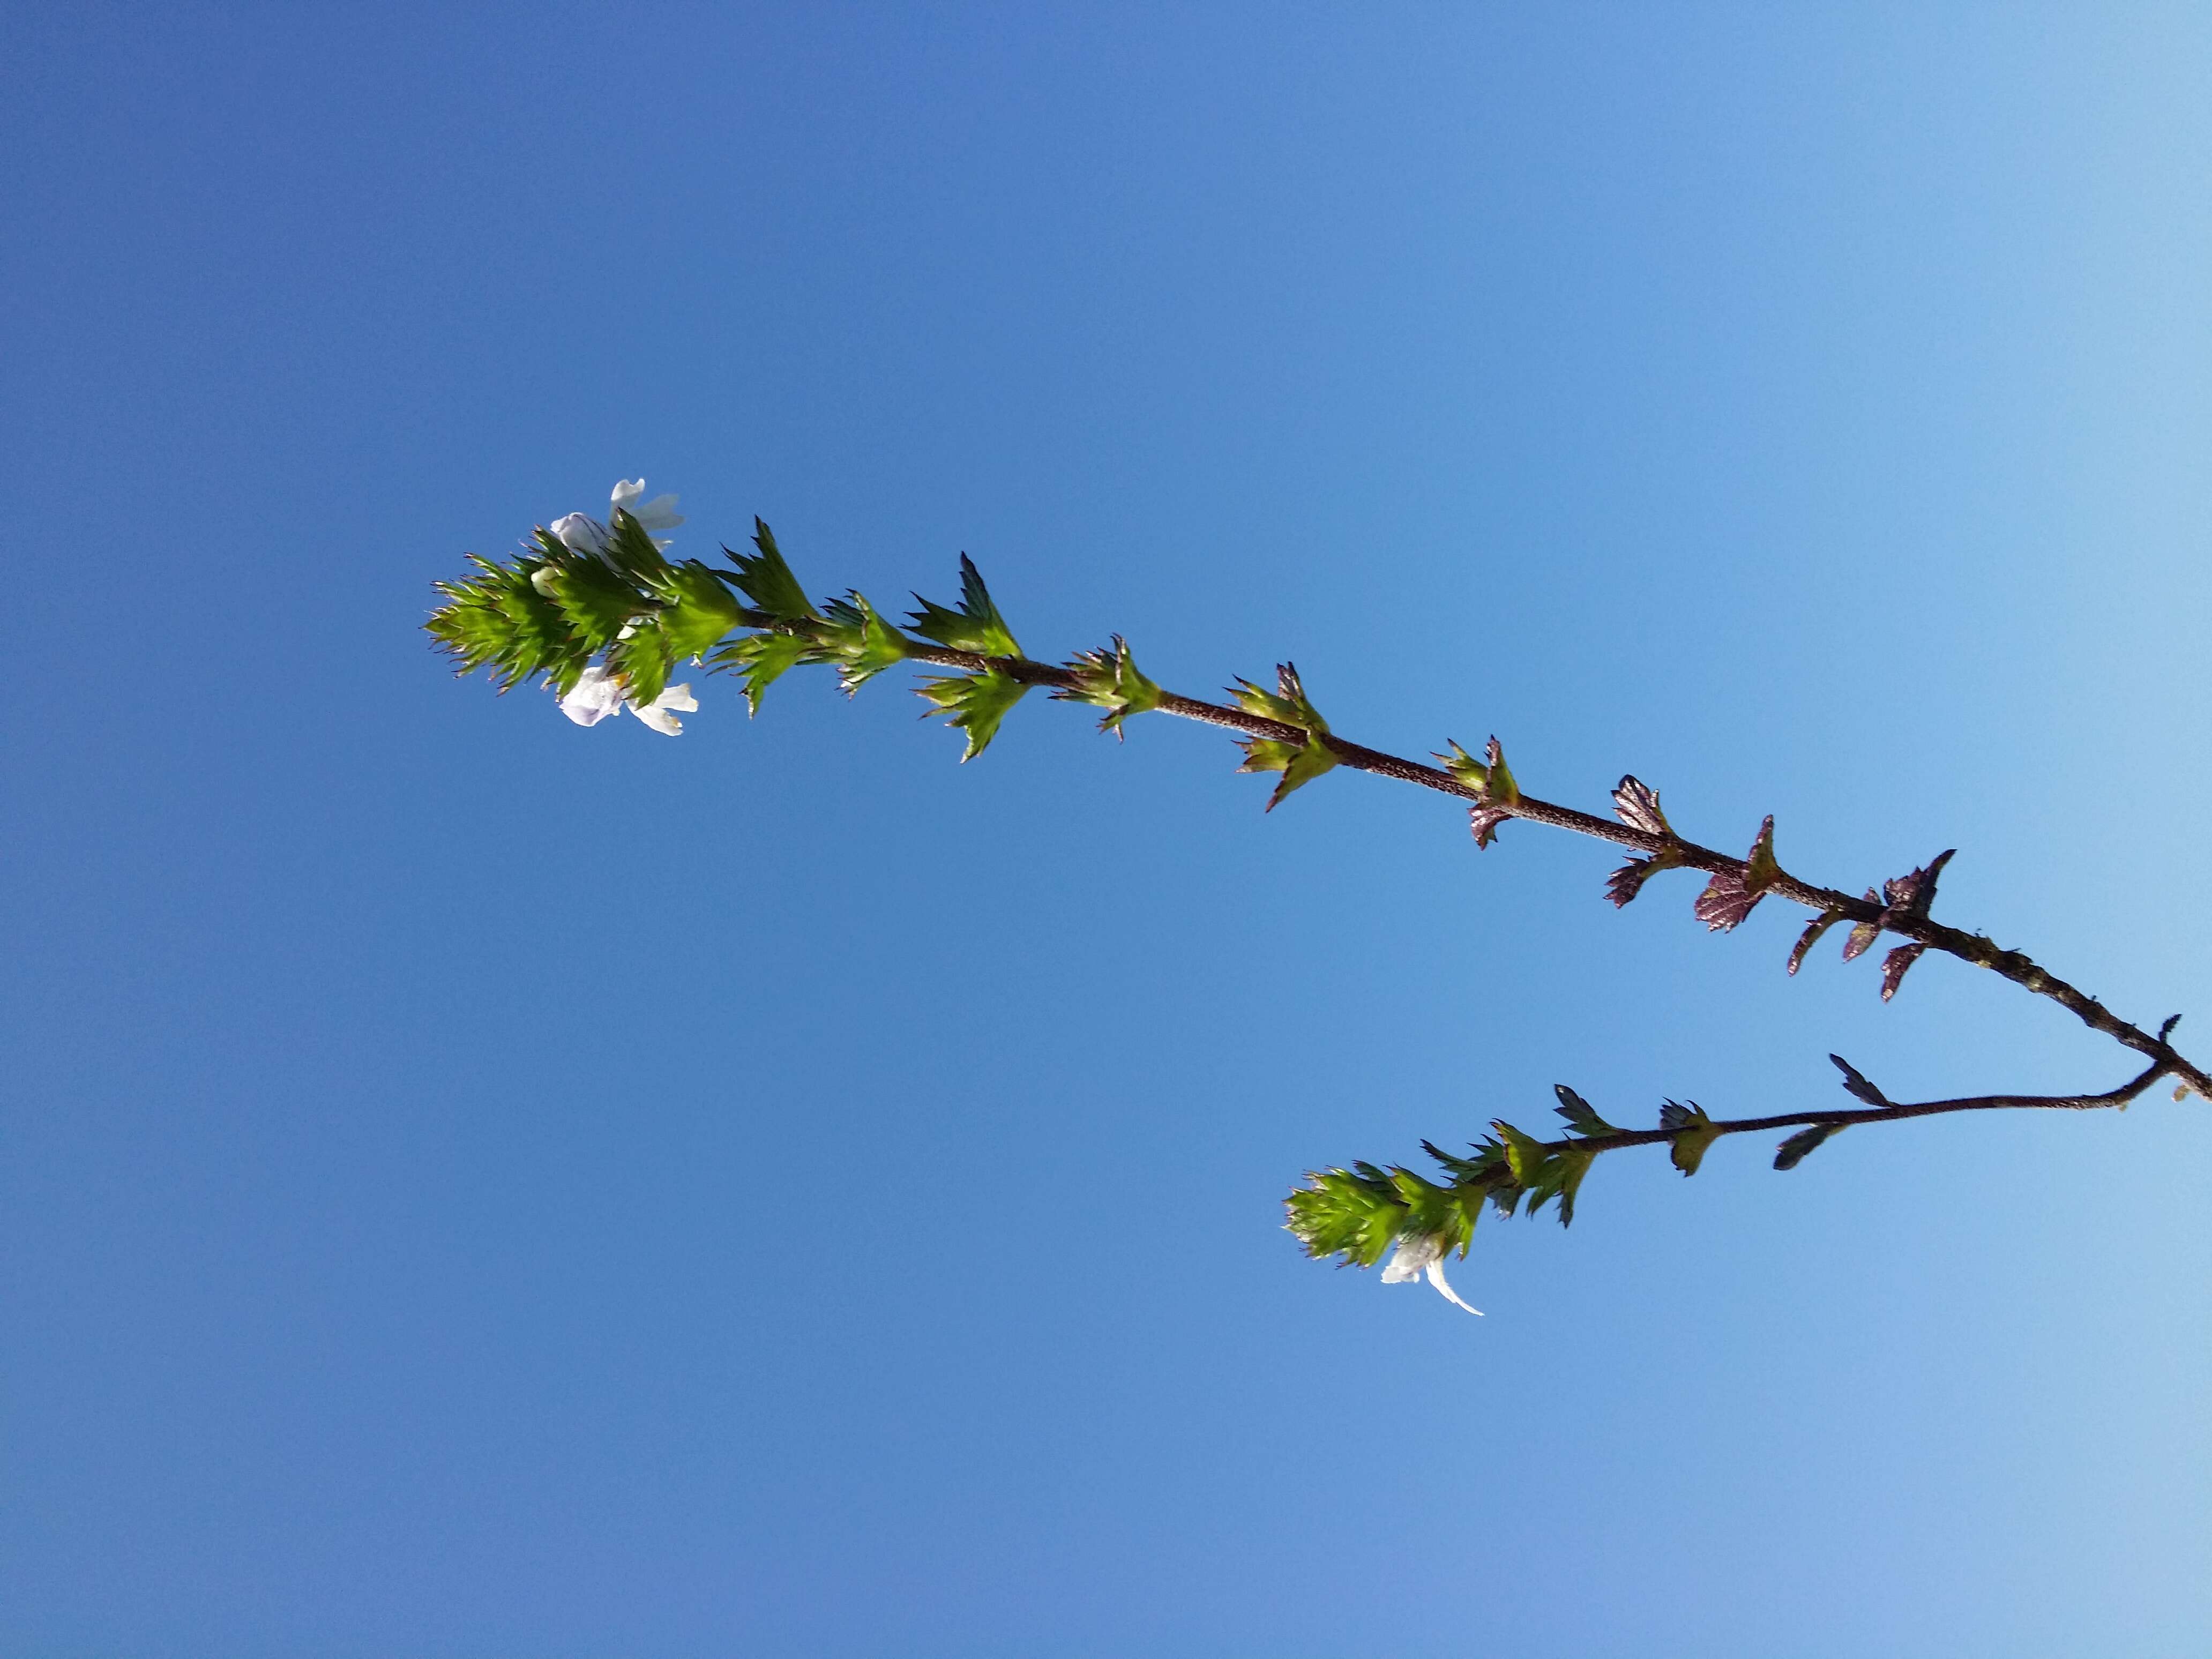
1469,805 -> 1511,849
1881,849 -> 1956,917
1829,1053 -> 1887,1107
1841,889 -> 1883,961
1693,868 -> 1762,931
1743,816 -> 1781,895
1788,910 -> 1846,976
1612,775 -> 1672,839
1879,943 -> 1927,1003
1773,1123 -> 1846,1171
1605,858 -> 1660,907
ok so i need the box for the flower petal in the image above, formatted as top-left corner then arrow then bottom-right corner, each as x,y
628,683 -> 697,735
630,492 -> 684,531
551,512 -> 608,556
558,664 -> 625,727
609,478 -> 645,515
1423,1256 -> 1483,1316
1380,1231 -> 1440,1284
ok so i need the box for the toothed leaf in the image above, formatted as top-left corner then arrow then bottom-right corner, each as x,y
1612,775 -> 1672,838
915,667 -> 1030,760
1829,1054 -> 1887,1106
1055,636 -> 1162,736
1693,867 -> 1762,931
908,554 -> 1021,657
1553,1085 -> 1617,1138
725,519 -> 818,621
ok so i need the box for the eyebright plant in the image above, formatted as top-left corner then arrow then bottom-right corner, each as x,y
429,480 -> 2209,1319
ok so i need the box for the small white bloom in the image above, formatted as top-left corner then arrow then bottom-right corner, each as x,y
609,477 -> 684,535
550,511 -> 609,557
1380,1232 -> 1482,1316
555,667 -> 699,735
548,479 -> 685,561
557,664 -> 627,727
627,682 -> 697,736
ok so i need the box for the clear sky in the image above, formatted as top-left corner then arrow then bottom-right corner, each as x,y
5,4 -> 2210,1654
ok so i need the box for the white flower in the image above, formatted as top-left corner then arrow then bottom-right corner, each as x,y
556,666 -> 699,736
549,478 -> 685,559
627,682 -> 698,736
1380,1231 -> 1483,1316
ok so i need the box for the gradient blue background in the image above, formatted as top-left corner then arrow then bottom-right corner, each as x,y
5,5 -> 2209,1654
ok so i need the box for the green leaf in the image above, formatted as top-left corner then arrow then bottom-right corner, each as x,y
1264,734 -> 1337,812
1229,663 -> 1336,810
707,629 -> 815,714
607,617 -> 677,709
1283,1165 -> 1409,1267
1773,1123 -> 1846,1170
657,562 -> 746,660
819,591 -> 912,693
908,553 -> 1021,657
426,554 -> 586,691
1055,636 -> 1162,737
915,667 -> 1030,760
1481,736 -> 1519,806
1493,1120 -> 1551,1188
1743,814 -> 1780,894
725,519 -> 818,621
1660,1099 -> 1722,1176
1229,661 -> 1330,733
602,509 -> 674,586
1439,738 -> 1489,791
539,556 -> 648,651
1552,1085 -> 1617,1138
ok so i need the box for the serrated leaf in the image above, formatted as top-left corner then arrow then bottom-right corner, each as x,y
1230,662 -> 1331,734
1788,910 -> 1846,976
1657,1098 -> 1702,1131
1693,867 -> 1762,931
1236,737 -> 1299,773
1881,849 -> 1956,917
1553,1085 -> 1617,1138
427,553 -> 585,691
1773,1123 -> 1846,1170
1493,1120 -> 1550,1188
1481,737 -> 1519,806
606,616 -> 677,709
1841,889 -> 1884,961
1829,1054 -> 1887,1106
908,553 -> 1021,657
1469,805 -> 1511,849
540,556 -> 649,650
602,509 -> 674,585
1264,735 -> 1337,811
819,591 -> 911,693
1612,775 -> 1672,838
707,629 -> 814,714
1879,943 -> 1927,1003
914,667 -> 1030,760
657,562 -> 746,659
1742,816 -> 1780,894
1662,1100 -> 1721,1176
1606,856 -> 1665,907
724,519 -> 818,621
1439,738 -> 1489,791
1054,635 -> 1161,737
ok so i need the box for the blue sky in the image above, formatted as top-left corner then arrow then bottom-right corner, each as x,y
5,4 -> 2210,1654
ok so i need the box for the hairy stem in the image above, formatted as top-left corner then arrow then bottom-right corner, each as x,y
737,608 -> 2207,1102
